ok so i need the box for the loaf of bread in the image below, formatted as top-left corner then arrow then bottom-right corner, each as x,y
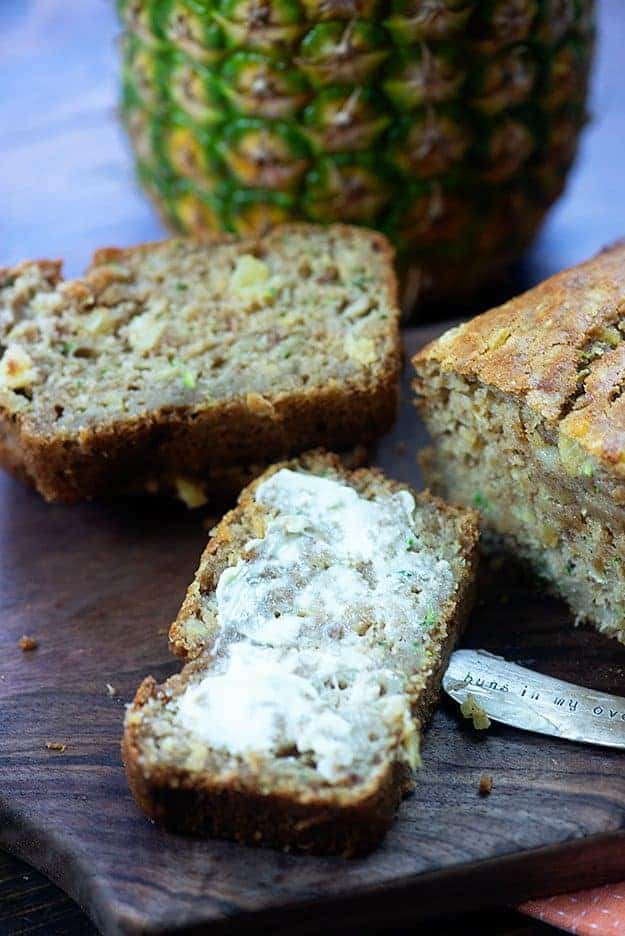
0,225 -> 400,503
123,451 -> 478,855
413,242 -> 625,644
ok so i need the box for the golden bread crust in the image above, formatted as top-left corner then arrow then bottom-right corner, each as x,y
413,241 -> 625,474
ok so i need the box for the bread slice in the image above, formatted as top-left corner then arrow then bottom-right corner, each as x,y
0,224 -> 400,503
413,242 -> 625,644
122,451 -> 478,856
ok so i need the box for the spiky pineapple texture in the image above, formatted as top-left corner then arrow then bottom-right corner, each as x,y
118,0 -> 593,313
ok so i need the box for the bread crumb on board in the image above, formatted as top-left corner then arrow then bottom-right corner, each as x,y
45,742 -> 66,752
479,774 -> 494,796
106,683 -> 117,697
460,693 -> 491,730
19,635 -> 38,651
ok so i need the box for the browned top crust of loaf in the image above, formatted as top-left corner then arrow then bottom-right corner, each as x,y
0,224 -> 401,501
413,242 -> 625,475
0,259 -> 63,290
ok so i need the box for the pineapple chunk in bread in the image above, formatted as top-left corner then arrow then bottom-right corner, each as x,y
123,452 -> 479,856
0,224 -> 400,503
413,242 -> 625,644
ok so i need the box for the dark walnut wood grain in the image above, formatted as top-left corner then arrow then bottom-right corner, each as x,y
0,850 -> 98,936
2,328 -> 625,936
0,853 -> 558,936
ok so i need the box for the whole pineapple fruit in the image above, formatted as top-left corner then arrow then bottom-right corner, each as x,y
118,0 -> 594,315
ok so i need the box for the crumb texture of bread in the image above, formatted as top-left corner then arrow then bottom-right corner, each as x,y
123,451 -> 478,856
0,225 -> 400,502
413,242 -> 625,644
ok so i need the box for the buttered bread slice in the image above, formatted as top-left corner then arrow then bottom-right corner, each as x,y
0,224 -> 400,503
123,452 -> 478,855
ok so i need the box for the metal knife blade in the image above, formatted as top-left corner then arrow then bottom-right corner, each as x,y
443,649 -> 625,749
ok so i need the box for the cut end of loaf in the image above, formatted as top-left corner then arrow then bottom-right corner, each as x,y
413,339 -> 625,645
123,451 -> 479,855
412,243 -> 625,644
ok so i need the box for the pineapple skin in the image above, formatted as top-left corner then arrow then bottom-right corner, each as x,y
118,0 -> 594,317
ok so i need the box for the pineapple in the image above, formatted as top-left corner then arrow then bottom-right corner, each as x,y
118,0 -> 594,316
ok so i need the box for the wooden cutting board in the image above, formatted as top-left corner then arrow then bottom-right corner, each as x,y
2,327 -> 625,936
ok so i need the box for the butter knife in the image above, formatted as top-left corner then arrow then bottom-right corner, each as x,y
443,648 -> 625,749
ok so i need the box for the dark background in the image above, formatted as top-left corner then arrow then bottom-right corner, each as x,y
0,1 -> 624,933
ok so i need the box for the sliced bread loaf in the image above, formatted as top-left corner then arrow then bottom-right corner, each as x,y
0,225 -> 400,503
123,451 -> 478,855
413,242 -> 625,644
